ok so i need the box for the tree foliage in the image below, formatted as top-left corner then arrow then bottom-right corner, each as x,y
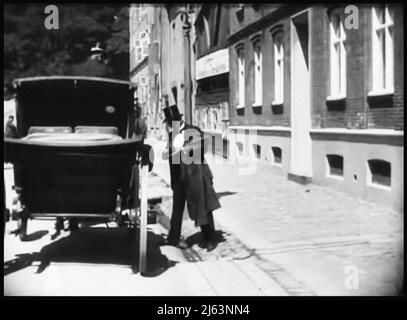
4,4 -> 129,90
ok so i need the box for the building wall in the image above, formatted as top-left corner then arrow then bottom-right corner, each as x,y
307,4 -> 404,211
131,4 -> 198,133
365,4 -> 404,130
195,4 -> 230,59
129,4 -> 153,73
227,4 -> 404,211
159,5 -> 197,122
228,5 -> 292,128
311,4 -> 404,130
129,3 -> 154,121
130,60 -> 149,109
228,128 -> 291,176
311,132 -> 403,212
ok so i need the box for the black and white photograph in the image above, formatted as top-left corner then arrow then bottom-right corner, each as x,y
3,3 -> 404,299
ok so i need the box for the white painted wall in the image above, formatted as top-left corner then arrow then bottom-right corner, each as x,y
290,11 -> 313,178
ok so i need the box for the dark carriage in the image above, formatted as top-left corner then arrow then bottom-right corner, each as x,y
4,76 -> 152,258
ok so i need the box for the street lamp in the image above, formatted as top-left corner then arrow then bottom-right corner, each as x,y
180,9 -> 193,124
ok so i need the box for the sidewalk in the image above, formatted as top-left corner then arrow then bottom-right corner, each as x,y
4,151 -> 287,296
4,218 -> 287,296
147,138 -> 404,296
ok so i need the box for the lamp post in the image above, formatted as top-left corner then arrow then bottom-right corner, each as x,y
181,10 -> 193,124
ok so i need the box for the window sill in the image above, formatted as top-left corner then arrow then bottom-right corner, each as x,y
271,162 -> 282,167
367,182 -> 391,191
327,174 -> 344,181
367,89 -> 394,97
327,94 -> 346,101
272,100 -> 284,105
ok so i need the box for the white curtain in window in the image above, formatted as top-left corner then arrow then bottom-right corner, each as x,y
237,50 -> 245,108
273,36 -> 284,103
253,43 -> 262,105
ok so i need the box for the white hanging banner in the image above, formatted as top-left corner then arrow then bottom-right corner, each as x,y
196,48 -> 229,80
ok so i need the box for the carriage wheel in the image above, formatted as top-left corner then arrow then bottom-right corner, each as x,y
17,212 -> 28,241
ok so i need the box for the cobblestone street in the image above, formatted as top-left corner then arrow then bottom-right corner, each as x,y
149,138 -> 404,296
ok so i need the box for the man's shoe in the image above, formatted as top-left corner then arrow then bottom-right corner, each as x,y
206,241 -> 217,252
164,238 -> 189,249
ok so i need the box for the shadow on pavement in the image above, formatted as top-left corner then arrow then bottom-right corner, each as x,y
8,229 -> 49,242
216,191 -> 236,199
185,230 -> 227,248
25,230 -> 49,241
4,227 -> 177,277
4,253 -> 40,276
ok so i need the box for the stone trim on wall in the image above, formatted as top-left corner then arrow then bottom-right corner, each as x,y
310,128 -> 404,146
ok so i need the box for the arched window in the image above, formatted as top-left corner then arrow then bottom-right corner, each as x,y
235,43 -> 245,109
371,5 -> 394,93
329,9 -> 347,98
272,32 -> 284,104
250,35 -> 262,106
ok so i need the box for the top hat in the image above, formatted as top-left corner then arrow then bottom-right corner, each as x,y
163,104 -> 183,124
169,104 -> 183,121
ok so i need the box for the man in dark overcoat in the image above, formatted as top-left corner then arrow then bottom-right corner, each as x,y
162,104 -> 220,252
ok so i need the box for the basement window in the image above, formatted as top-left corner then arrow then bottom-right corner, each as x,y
236,142 -> 244,155
253,144 -> 261,159
367,159 -> 391,187
326,154 -> 344,177
271,147 -> 282,165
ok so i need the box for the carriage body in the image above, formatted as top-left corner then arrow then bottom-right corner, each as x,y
4,76 -> 148,239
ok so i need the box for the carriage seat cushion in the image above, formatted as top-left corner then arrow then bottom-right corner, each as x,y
28,126 -> 73,134
23,132 -> 122,144
75,126 -> 118,135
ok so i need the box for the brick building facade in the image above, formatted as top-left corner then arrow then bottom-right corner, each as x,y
129,4 -> 403,211
227,4 -> 404,211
